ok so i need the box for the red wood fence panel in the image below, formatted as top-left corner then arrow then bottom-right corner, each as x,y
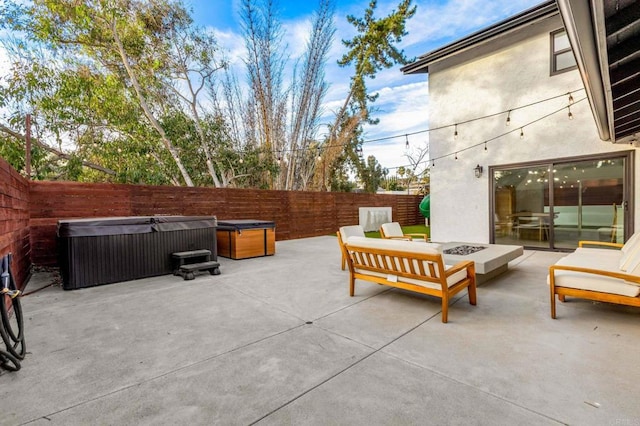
25,181 -> 423,266
0,158 -> 30,289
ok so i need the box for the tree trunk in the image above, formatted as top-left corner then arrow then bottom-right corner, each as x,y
110,18 -> 194,187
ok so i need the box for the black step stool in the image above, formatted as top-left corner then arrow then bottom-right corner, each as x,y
172,249 -> 221,280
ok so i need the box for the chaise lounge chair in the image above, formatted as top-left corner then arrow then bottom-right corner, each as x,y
380,222 -> 429,241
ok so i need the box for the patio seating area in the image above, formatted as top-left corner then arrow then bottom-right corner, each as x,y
2,236 -> 640,424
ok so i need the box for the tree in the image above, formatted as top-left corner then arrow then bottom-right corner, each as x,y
404,142 -> 429,193
0,0 -> 229,186
359,155 -> 386,193
317,0 -> 416,191
234,0 -> 335,190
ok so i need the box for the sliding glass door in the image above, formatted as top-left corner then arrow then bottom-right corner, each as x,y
491,152 -> 633,250
494,165 -> 551,249
552,158 -> 626,249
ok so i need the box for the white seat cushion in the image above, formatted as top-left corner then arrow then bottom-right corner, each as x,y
346,236 -> 442,253
548,254 -> 640,297
619,232 -> 640,271
339,225 -> 365,241
380,222 -> 404,238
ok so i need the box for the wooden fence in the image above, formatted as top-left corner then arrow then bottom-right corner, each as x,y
0,158 -> 30,289
29,181 -> 423,267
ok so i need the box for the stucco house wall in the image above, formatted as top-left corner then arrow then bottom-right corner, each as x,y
426,14 -> 636,243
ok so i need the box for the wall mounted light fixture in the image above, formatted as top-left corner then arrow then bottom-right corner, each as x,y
474,164 -> 483,178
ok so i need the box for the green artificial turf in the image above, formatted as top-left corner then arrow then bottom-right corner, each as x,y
365,224 -> 430,239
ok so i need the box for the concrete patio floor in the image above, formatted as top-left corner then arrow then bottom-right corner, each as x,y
2,236 -> 640,425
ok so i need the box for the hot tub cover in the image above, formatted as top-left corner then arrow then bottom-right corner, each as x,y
216,219 -> 275,230
57,216 -> 217,237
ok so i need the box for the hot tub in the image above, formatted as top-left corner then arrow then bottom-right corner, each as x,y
57,216 -> 217,290
216,219 -> 275,259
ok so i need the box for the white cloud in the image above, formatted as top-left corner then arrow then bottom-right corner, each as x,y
403,0 -> 542,53
212,28 -> 246,67
207,0 -> 544,171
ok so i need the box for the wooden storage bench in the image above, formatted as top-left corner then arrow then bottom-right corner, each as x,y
216,220 -> 275,259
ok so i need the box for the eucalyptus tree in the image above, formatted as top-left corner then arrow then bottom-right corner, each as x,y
0,0 -> 230,186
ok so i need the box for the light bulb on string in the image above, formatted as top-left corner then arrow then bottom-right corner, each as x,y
454,124 -> 458,140
431,160 -> 435,168
506,110 -> 511,126
568,105 -> 573,120
484,142 -> 487,152
520,128 -> 524,139
568,92 -> 574,104
405,134 -> 409,149
454,152 -> 458,160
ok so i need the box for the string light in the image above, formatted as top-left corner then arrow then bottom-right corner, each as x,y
431,160 -> 435,167
418,96 -> 587,169
520,128 -> 524,139
405,134 -> 409,148
454,124 -> 458,140
227,88 -> 585,161
226,90 -> 587,172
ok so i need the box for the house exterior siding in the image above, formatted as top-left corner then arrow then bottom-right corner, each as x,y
425,14 -> 636,244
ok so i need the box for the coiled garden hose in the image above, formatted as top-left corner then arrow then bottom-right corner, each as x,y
1,254 -> 25,371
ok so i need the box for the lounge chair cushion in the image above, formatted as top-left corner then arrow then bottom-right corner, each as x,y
619,232 -> 640,271
339,225 -> 366,241
549,253 -> 640,297
380,222 -> 404,237
346,236 -> 441,253
571,232 -> 640,272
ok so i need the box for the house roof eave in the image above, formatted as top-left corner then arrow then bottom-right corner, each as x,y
557,0 -> 611,142
401,0 -> 558,75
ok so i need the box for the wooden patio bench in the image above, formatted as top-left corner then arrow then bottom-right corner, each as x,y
343,237 -> 476,323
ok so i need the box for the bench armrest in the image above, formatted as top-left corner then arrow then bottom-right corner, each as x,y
578,240 -> 623,249
550,264 -> 640,286
404,233 -> 429,241
445,260 -> 475,276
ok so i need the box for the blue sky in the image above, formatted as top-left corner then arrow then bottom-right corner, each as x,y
0,0 -> 543,174
184,0 -> 543,173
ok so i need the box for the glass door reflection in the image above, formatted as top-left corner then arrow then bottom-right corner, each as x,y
494,165 -> 552,249
492,155 -> 630,250
552,159 -> 625,249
